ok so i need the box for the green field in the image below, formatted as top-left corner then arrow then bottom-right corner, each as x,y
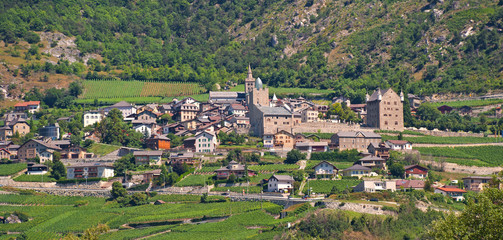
0,191 -> 291,239
248,164 -> 300,171
13,174 -> 57,182
429,98 -> 503,108
383,135 -> 503,144
174,174 -> 213,187
87,143 -> 121,156
0,163 -> 27,176
416,146 -> 503,167
304,179 -> 362,195
81,80 -> 205,99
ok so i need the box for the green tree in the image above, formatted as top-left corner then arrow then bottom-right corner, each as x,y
69,82 -> 83,97
429,188 -> 503,239
50,160 -> 66,180
111,182 -> 127,199
285,149 -> 305,164
129,192 -> 148,206
113,154 -> 135,177
389,163 -> 405,178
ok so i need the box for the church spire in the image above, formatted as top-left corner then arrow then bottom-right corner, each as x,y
247,64 -> 253,79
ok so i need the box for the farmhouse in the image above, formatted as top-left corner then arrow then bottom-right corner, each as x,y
386,140 -> 412,150
342,164 -> 373,179
267,174 -> 294,193
404,165 -> 428,179
313,161 -> 338,178
354,155 -> 387,170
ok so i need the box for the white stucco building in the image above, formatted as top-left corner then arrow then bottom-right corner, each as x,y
83,111 -> 104,127
267,174 -> 294,193
66,163 -> 115,179
195,131 -> 218,153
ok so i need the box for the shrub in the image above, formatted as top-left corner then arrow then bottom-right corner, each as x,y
13,211 -> 29,222
74,200 -> 89,207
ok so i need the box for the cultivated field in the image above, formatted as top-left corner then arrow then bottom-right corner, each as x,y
0,191 -> 291,239
81,80 -> 205,99
416,146 -> 503,167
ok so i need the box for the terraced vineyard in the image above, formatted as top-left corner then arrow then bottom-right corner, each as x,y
304,179 -> 362,195
416,146 -> 503,167
81,80 -> 205,99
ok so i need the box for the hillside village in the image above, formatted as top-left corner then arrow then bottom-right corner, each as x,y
0,67 -> 501,208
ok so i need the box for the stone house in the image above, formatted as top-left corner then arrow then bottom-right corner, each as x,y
366,88 -> 404,131
331,131 -> 382,152
60,145 -> 94,159
17,139 -> 61,162
462,176 -> 492,192
273,130 -> 295,150
300,107 -> 319,123
228,104 -> 248,117
367,142 -> 390,159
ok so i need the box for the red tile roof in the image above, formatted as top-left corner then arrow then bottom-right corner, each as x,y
14,101 -> 40,107
436,187 -> 467,193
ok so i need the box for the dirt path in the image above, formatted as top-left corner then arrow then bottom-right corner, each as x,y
298,160 -> 307,170
135,229 -> 171,240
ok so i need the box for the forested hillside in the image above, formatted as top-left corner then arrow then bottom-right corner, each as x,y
1,0 -> 503,102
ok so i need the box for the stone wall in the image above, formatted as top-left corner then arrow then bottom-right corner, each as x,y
292,122 -> 375,134
325,201 -> 397,216
407,128 -> 484,137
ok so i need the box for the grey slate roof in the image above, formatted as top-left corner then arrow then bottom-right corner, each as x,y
270,174 -> 294,181
256,106 -> 292,116
110,101 -> 132,108
335,131 -> 381,138
133,151 -> 163,156
343,164 -> 372,171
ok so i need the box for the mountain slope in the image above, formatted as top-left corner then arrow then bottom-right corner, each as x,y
0,0 -> 502,102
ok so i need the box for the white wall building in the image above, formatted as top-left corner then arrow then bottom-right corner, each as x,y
195,131 -> 218,153
385,140 -> 413,150
267,174 -> 294,193
83,111 -> 104,127
66,163 -> 115,179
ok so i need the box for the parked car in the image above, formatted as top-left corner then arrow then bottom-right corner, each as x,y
369,198 -> 379,202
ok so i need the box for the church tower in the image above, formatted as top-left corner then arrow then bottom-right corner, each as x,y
245,64 -> 255,94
